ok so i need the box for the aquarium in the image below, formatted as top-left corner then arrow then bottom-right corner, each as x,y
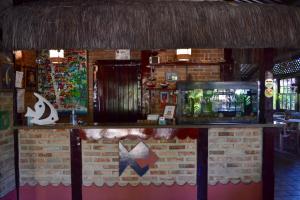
176,81 -> 259,124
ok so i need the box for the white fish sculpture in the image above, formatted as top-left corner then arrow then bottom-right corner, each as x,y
25,93 -> 59,125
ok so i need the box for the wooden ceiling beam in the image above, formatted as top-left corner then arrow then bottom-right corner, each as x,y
13,0 -> 39,6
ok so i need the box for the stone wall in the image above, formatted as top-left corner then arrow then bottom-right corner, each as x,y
82,138 -> 197,186
18,129 -> 71,186
0,92 -> 16,198
208,128 -> 262,185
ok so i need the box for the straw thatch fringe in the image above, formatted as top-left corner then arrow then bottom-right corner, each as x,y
1,0 -> 300,49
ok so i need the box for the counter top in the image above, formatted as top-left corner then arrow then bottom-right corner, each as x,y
14,123 -> 284,129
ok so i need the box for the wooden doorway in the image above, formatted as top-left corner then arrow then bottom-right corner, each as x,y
94,60 -> 141,123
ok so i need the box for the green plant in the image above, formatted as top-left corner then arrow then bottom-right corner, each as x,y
187,89 -> 203,116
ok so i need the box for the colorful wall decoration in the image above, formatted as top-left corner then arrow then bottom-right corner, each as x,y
38,50 -> 88,113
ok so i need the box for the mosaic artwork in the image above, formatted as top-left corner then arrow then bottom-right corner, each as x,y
119,142 -> 158,176
38,50 -> 88,113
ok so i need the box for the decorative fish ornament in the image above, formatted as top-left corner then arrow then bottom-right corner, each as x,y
25,93 -> 59,125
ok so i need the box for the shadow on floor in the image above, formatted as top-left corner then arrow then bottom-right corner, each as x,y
275,152 -> 300,200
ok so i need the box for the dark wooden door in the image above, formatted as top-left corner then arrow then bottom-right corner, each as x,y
94,60 -> 141,123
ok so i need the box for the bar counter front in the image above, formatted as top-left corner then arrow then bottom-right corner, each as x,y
14,123 -> 280,200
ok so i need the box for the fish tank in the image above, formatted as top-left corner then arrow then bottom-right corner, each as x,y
176,81 -> 259,124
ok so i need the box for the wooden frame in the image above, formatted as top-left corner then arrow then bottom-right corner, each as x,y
24,67 -> 37,90
165,71 -> 178,82
163,105 -> 176,119
160,91 -> 169,104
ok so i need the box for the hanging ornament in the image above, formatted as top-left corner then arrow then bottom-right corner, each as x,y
35,56 -> 46,65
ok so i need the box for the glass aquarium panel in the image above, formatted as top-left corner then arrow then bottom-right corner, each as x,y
177,82 -> 258,124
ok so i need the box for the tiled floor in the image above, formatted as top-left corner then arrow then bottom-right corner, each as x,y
275,152 -> 300,200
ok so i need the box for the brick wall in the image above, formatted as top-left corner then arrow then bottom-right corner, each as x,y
158,49 -> 224,64
147,49 -> 223,114
208,128 -> 262,185
15,49 -> 223,121
19,129 -> 71,186
154,65 -> 220,87
154,49 -> 223,85
0,92 -> 16,198
82,138 -> 197,186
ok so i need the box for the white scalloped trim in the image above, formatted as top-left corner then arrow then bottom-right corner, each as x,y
82,180 -> 197,187
20,179 -> 196,187
208,177 -> 261,186
20,179 -> 71,187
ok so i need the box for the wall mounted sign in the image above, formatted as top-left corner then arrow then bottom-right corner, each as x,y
265,71 -> 273,98
265,88 -> 273,98
38,50 -> 88,113
265,79 -> 273,89
15,71 -> 24,88
17,89 -> 25,113
115,49 -> 130,60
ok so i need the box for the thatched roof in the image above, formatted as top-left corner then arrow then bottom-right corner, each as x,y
1,0 -> 300,49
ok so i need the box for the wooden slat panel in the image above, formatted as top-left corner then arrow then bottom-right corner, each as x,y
95,60 -> 141,123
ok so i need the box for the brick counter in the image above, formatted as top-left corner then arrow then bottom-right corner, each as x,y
15,125 -> 277,200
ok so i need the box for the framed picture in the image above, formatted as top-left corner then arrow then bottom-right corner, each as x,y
163,105 -> 176,119
165,72 -> 178,82
160,91 -> 169,104
25,67 -> 37,90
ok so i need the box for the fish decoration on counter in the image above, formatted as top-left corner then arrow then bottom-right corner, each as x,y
25,93 -> 59,125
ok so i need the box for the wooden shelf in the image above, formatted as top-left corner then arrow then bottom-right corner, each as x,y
146,87 -> 176,91
149,61 -> 224,67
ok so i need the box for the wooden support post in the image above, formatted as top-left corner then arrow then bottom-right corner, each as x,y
14,130 -> 19,200
259,48 -> 275,123
263,127 -> 277,200
220,49 -> 234,81
70,129 -> 82,200
197,128 -> 208,200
